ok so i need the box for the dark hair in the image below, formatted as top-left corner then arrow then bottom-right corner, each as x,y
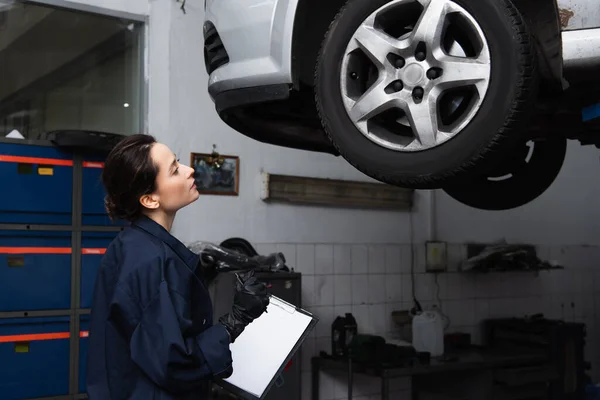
102,134 -> 159,222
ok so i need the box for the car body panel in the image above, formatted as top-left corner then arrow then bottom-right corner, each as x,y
557,0 -> 600,31
562,28 -> 600,69
204,0 -> 297,97
205,0 -> 600,99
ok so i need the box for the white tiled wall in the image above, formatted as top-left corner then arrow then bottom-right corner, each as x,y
255,242 -> 600,400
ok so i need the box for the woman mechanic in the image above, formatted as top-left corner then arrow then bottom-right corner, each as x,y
85,134 -> 269,399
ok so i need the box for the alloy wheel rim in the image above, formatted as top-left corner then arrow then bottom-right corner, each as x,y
339,0 -> 491,152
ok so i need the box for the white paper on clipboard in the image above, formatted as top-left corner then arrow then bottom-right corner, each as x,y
221,295 -> 316,398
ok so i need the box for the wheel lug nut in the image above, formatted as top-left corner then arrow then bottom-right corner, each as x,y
350,72 -> 358,80
413,87 -> 424,99
415,51 -> 426,61
387,54 -> 406,69
385,80 -> 404,94
427,68 -> 442,79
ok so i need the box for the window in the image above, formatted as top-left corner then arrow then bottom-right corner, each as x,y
0,1 -> 144,139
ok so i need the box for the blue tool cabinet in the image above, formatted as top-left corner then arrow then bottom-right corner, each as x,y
0,316 -> 71,399
0,142 -> 73,225
0,230 -> 72,311
0,137 -> 125,398
80,232 -> 119,308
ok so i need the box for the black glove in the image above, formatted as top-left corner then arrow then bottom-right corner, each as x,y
218,270 -> 270,342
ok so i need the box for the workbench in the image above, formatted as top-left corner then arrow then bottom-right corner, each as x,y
311,348 -> 552,400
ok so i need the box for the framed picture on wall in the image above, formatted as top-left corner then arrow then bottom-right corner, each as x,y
190,152 -> 240,196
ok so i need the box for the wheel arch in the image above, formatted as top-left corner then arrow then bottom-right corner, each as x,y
511,0 -> 564,91
290,0 -> 564,92
291,0 -> 347,89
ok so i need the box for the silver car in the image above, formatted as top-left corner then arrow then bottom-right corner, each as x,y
204,0 -> 600,210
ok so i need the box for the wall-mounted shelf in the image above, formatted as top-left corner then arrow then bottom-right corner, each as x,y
260,173 -> 413,210
458,242 -> 563,273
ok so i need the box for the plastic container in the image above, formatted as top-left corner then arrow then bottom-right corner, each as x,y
331,313 -> 357,357
412,310 -> 444,357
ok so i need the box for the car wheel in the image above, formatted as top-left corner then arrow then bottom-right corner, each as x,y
315,0 -> 538,189
442,136 -> 567,210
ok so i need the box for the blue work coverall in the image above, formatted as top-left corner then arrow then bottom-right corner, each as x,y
86,216 -> 233,399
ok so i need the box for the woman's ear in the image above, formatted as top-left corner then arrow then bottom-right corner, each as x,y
139,193 -> 160,210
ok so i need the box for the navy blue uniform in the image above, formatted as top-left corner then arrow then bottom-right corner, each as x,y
86,216 -> 232,399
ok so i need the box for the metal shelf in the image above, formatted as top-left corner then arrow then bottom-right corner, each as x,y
0,224 -> 74,231
0,309 -> 91,319
0,310 -> 71,319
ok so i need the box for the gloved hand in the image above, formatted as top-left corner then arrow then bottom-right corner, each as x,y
218,270 -> 270,343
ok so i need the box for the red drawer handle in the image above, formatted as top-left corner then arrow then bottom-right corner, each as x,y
0,155 -> 73,166
0,247 -> 72,254
0,248 -> 107,255
0,331 -> 90,343
0,332 -> 70,343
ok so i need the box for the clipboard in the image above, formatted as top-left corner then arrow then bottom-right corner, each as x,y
215,295 -> 319,400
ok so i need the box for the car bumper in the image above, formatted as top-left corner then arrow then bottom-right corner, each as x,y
203,0 -> 337,155
203,0 -> 298,100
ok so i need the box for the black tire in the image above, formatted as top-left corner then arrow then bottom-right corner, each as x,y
315,0 -> 538,189
442,136 -> 567,210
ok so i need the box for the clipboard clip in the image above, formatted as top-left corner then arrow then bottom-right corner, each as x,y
268,295 -> 298,315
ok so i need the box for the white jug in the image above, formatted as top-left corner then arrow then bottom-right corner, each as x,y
412,309 -> 445,357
